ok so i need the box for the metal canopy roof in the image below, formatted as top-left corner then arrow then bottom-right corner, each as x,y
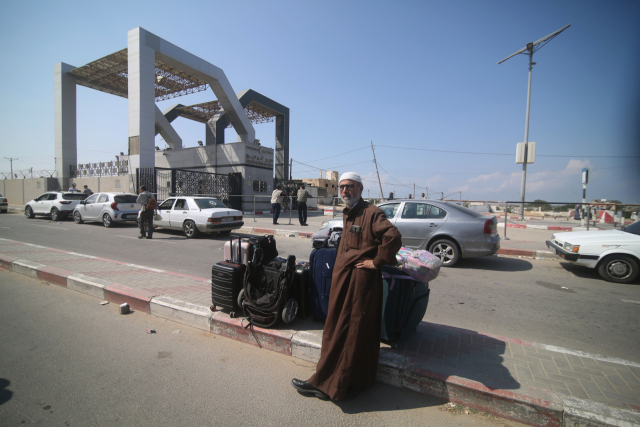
68,49 -> 277,126
68,48 -> 209,101
175,101 -> 276,127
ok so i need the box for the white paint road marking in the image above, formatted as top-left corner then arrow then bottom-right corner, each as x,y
117,235 -> 175,244
33,225 -> 68,231
126,263 -> 166,273
621,299 -> 640,305
67,252 -> 97,259
536,343 -> 640,368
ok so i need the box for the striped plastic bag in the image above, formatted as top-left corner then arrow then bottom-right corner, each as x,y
396,246 -> 442,283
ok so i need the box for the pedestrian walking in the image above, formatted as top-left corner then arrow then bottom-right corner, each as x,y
83,185 -> 93,196
271,186 -> 284,225
68,183 -> 80,192
136,185 -> 156,239
296,184 -> 313,226
291,172 -> 402,401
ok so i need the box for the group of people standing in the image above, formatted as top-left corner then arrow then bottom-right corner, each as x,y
271,184 -> 313,226
67,183 -> 93,195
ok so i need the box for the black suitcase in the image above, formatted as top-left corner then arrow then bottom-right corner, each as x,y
292,264 -> 310,320
211,235 -> 246,318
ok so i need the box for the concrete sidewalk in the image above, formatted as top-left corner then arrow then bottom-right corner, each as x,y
1,237 -> 639,427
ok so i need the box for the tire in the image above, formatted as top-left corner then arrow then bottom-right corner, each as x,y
429,239 -> 460,267
25,206 -> 35,219
50,207 -> 60,221
73,211 -> 84,224
597,255 -> 639,284
183,220 -> 200,238
282,298 -> 299,324
102,213 -> 113,228
237,289 -> 245,309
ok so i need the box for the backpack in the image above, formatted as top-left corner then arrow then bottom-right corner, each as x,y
146,196 -> 157,210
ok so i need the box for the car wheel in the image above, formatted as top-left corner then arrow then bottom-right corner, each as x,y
282,298 -> 299,324
25,206 -> 35,219
102,213 -> 113,228
597,255 -> 639,284
73,211 -> 84,224
50,208 -> 60,221
183,220 -> 200,238
429,239 -> 460,267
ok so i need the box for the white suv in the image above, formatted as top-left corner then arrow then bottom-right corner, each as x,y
25,192 -> 88,221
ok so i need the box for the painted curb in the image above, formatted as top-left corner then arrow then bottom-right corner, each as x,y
2,253 -> 637,427
560,395 -> 640,427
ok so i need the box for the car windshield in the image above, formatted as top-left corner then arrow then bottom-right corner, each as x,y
114,195 -> 138,203
62,193 -> 88,200
195,198 -> 227,209
623,221 -> 640,236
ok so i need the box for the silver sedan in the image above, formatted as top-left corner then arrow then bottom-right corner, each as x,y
317,199 -> 500,266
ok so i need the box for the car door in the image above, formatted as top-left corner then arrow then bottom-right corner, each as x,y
394,202 -> 447,248
40,194 -> 57,214
169,199 -> 190,229
32,194 -> 49,214
82,194 -> 100,220
155,198 -> 175,227
95,194 -> 110,219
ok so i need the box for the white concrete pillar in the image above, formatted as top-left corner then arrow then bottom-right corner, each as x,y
127,27 -> 156,171
54,62 -> 77,189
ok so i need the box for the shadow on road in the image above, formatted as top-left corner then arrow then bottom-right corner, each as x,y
334,382 -> 442,413
455,256 -> 533,272
0,378 -> 13,405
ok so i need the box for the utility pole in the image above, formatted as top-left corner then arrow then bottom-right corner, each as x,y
498,23 -> 571,221
426,187 -> 429,199
30,167 -> 33,178
4,157 -> 17,179
413,183 -> 416,199
289,158 -> 292,180
371,141 -> 385,201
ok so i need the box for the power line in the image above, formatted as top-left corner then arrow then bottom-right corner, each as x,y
375,144 -> 640,159
299,145 -> 369,163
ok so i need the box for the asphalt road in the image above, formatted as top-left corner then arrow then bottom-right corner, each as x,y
1,211 -> 639,362
0,270 -> 524,427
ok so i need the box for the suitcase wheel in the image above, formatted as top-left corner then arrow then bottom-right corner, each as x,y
237,289 -> 245,309
230,311 -> 236,318
210,305 -> 216,312
282,298 -> 299,324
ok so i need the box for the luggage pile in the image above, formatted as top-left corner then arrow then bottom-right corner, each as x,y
211,234 -> 307,328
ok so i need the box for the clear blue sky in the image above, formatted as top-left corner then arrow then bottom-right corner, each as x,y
1,0 -> 639,204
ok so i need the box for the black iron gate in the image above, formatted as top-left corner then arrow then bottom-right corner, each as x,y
137,168 -> 243,210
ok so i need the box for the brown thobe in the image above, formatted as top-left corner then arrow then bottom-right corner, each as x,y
307,200 -> 402,400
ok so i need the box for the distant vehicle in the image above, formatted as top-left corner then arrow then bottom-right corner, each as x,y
73,192 -> 141,227
546,221 -> 640,284
142,196 -> 244,238
316,199 -> 500,267
0,193 -> 7,213
25,191 -> 88,221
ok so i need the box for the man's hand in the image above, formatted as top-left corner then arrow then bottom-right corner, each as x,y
355,260 -> 376,269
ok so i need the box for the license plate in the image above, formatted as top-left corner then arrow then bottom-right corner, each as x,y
550,246 -> 556,254
221,217 -> 233,222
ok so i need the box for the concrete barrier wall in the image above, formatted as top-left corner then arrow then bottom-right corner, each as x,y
1,178 -> 58,205
68,176 -> 133,194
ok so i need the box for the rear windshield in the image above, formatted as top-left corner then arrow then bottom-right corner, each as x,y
62,193 -> 88,200
445,202 -> 484,218
195,198 -> 227,209
624,221 -> 640,236
114,195 -> 138,203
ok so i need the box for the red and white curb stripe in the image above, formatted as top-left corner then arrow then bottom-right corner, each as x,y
4,251 -> 638,425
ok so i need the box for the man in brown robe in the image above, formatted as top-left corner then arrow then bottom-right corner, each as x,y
292,172 -> 402,400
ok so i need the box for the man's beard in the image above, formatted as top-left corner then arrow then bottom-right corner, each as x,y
341,188 -> 362,208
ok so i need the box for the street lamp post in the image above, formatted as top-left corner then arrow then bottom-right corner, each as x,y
498,23 -> 572,221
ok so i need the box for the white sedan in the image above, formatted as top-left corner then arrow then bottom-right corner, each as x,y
546,221 -> 640,283
150,196 -> 244,238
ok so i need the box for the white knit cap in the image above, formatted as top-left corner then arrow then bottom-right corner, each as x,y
339,172 -> 362,183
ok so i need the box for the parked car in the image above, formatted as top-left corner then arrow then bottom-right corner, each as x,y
143,196 -> 244,238
315,199 -> 500,266
0,193 -> 7,213
73,192 -> 141,227
25,191 -> 88,221
546,221 -> 640,284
